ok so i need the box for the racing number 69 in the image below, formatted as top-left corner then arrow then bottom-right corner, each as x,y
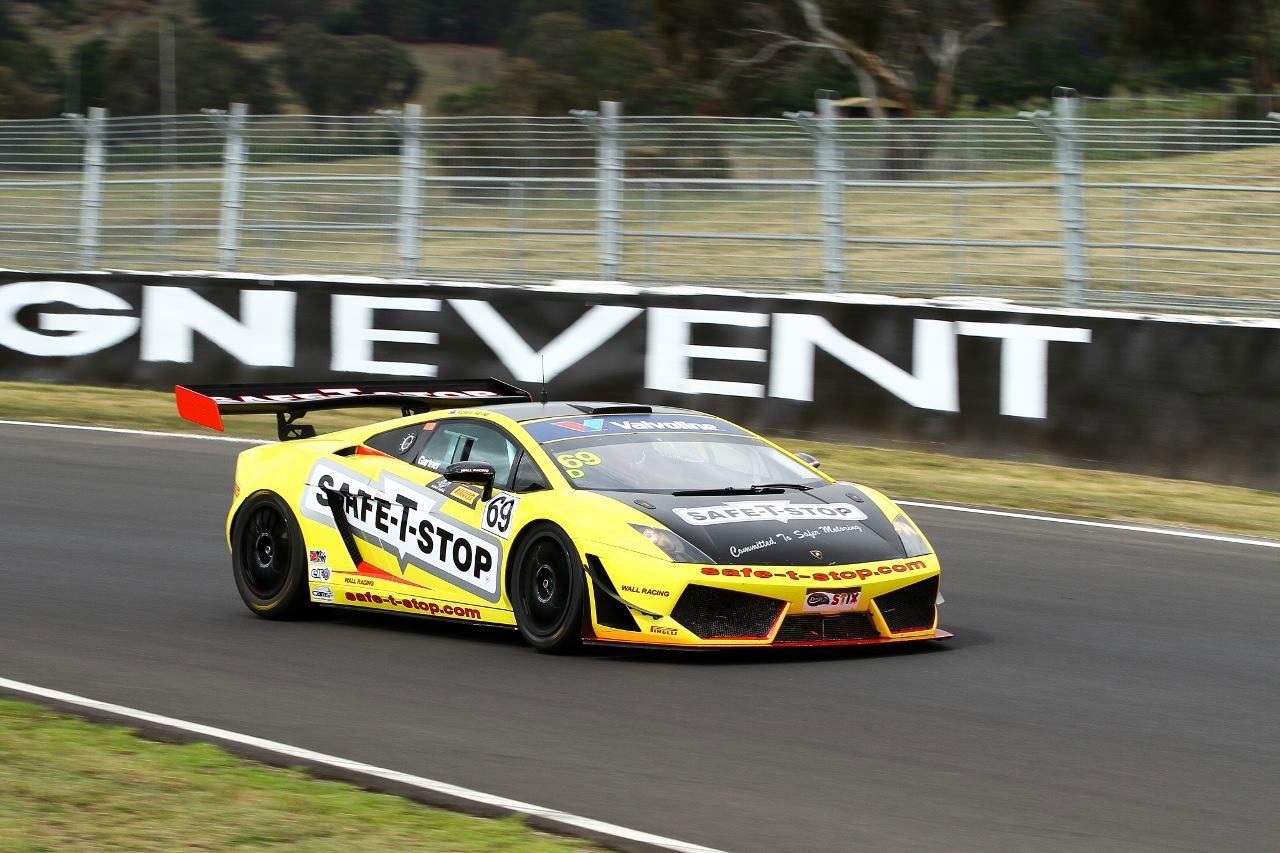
485,494 -> 514,531
555,451 -> 601,480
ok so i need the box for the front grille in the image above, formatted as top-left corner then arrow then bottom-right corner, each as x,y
874,575 -> 939,633
774,612 -> 880,644
671,585 -> 785,640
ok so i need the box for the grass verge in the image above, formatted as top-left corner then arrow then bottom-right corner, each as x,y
0,697 -> 591,852
2,380 -> 1277,539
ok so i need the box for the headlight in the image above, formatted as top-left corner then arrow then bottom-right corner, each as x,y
629,524 -> 713,563
892,513 -> 931,557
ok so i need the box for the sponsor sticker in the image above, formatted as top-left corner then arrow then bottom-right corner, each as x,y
701,560 -> 930,582
650,625 -> 679,636
427,477 -> 481,509
398,433 -> 416,453
342,590 -> 481,620
311,586 -> 334,603
309,565 -> 331,581
481,493 -> 519,539
621,584 -> 670,598
525,414 -> 747,443
300,460 -> 503,603
802,588 -> 861,613
308,549 -> 327,565
210,388 -> 503,405
674,500 -> 868,526
450,484 -> 481,508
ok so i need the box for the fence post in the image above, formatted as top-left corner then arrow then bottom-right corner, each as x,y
786,95 -> 845,291
379,103 -> 424,276
572,101 -> 623,280
1020,90 -> 1088,305
66,106 -> 106,270
815,96 -> 845,290
203,102 -> 248,272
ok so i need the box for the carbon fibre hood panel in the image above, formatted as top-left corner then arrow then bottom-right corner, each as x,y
602,483 -> 907,566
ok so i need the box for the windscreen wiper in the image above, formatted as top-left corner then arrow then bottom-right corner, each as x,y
751,482 -> 813,491
671,485 -> 787,496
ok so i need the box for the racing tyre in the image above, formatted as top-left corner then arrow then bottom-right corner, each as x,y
510,525 -> 584,653
231,492 -> 311,620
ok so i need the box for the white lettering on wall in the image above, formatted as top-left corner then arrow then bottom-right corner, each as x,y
140,286 -> 295,365
0,281 -> 139,357
645,307 -> 769,397
331,295 -> 440,376
449,299 -> 641,382
769,315 -> 959,411
956,322 -> 1091,418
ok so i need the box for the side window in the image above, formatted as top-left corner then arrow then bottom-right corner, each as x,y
511,451 -> 551,493
414,425 -> 460,473
365,424 -> 426,461
414,421 -> 520,488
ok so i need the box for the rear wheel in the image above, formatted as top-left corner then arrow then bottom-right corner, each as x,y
510,525 -> 584,653
231,492 -> 310,619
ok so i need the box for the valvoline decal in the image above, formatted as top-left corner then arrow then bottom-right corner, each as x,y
524,414 -> 748,443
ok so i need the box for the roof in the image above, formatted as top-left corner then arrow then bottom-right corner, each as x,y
476,401 -> 699,422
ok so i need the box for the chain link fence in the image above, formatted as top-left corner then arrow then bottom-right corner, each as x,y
1,96 -> 1277,315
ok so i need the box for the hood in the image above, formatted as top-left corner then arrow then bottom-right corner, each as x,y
602,483 -> 908,566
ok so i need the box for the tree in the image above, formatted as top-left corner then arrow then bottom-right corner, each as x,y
960,0 -> 1120,106
354,0 -> 519,42
659,0 -> 1033,116
0,66 -> 58,118
1112,0 -> 1279,95
580,29 -> 657,99
69,36 -> 111,112
101,21 -> 279,115
516,12 -> 591,76
279,25 -> 420,114
0,0 -> 62,117
896,0 -> 1034,115
197,0 -> 328,40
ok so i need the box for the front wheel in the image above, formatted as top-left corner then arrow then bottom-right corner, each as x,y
230,492 -> 310,620
510,525 -> 584,653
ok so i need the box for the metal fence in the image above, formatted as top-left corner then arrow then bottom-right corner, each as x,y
1,95 -> 1278,315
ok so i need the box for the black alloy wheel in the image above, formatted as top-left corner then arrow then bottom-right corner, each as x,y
231,492 -> 310,619
511,525 -> 584,653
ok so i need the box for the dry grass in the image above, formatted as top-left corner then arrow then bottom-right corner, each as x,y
0,697 -> 592,852
2,381 -> 1276,539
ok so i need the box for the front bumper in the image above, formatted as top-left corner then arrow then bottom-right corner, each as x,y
580,542 -> 947,648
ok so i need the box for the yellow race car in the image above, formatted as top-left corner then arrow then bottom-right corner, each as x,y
176,379 -> 949,653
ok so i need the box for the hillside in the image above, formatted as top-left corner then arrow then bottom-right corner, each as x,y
8,0 -> 502,114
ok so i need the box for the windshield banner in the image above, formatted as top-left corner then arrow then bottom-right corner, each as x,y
523,414 -> 749,443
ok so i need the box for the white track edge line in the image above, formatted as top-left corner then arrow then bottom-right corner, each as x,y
897,500 -> 1280,549
0,419 -> 268,444
0,676 -> 726,853
3,419 -> 1275,550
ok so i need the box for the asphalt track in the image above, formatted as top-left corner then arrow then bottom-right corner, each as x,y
2,422 -> 1278,852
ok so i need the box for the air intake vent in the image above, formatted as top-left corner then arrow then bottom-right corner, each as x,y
670,585 -> 785,640
774,612 -> 880,644
874,575 -> 939,633
585,555 -> 640,632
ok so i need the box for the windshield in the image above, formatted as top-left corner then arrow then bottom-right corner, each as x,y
541,433 -> 825,492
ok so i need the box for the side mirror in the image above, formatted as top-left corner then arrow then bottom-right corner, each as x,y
444,461 -> 496,502
795,452 -> 822,469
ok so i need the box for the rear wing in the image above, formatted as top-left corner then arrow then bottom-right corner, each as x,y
175,378 -> 531,441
